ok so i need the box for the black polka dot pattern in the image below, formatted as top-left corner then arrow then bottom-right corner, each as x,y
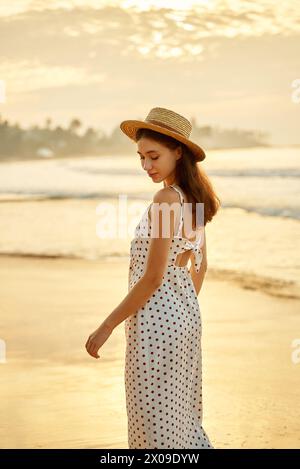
124,184 -> 214,449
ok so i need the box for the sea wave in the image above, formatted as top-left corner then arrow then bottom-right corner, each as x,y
0,251 -> 298,300
209,168 -> 300,178
0,191 -> 298,220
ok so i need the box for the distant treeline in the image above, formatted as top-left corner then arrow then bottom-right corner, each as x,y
0,114 -> 269,161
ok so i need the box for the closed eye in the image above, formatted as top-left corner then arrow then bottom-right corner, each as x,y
140,156 -> 159,160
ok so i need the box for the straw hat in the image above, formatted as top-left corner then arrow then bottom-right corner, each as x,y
119,106 -> 206,162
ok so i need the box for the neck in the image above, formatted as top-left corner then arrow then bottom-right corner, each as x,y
164,179 -> 177,188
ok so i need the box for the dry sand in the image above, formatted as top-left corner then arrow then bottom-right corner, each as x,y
0,255 -> 299,449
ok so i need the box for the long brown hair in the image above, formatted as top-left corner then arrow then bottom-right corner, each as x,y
136,128 -> 221,227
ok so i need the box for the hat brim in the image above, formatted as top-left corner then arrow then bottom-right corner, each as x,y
120,119 -> 206,162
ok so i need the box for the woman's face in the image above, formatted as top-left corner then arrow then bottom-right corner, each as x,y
137,137 -> 182,185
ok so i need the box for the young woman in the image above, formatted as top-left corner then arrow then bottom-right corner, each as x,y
85,107 -> 221,449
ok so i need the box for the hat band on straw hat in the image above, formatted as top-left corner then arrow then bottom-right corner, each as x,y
146,119 -> 187,138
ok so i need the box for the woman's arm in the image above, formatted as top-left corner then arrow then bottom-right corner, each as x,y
189,228 -> 207,296
86,263 -> 168,359
103,273 -> 161,330
85,187 -> 180,358
104,187 -> 178,330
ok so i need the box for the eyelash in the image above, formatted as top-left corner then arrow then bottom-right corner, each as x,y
140,156 -> 159,160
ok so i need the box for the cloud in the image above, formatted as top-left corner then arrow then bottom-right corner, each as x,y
0,60 -> 106,94
1,2 -> 299,143
1,3 -> 300,65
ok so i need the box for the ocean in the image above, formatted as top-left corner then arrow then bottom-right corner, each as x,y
0,146 -> 299,299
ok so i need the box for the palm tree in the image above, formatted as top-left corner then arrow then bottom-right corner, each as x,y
68,118 -> 82,135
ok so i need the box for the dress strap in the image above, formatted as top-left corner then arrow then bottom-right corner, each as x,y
169,184 -> 184,237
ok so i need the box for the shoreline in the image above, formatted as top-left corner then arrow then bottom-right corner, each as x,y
0,253 -> 298,301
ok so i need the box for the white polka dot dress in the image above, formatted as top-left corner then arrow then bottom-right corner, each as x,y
124,184 -> 214,449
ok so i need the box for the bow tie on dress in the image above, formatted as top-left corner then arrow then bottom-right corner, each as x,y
183,239 -> 203,272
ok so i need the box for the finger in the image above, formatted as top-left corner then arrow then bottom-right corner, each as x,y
86,341 -> 94,355
88,348 -> 96,358
85,336 -> 91,349
91,345 -> 98,358
91,344 -> 99,359
86,341 -> 95,357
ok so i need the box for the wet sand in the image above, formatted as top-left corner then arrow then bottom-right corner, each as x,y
0,255 -> 299,448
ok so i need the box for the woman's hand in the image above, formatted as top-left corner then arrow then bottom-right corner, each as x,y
85,321 -> 113,359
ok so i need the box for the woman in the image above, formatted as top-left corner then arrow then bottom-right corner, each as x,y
85,107 -> 221,449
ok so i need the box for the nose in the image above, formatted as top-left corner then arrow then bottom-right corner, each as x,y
142,158 -> 153,171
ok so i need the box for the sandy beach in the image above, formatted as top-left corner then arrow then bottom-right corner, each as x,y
1,254 -> 299,449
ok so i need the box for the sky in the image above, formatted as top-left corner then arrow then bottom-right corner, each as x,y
0,0 -> 300,144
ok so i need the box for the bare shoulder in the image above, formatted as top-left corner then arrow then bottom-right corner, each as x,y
152,186 -> 179,204
149,187 -> 180,227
